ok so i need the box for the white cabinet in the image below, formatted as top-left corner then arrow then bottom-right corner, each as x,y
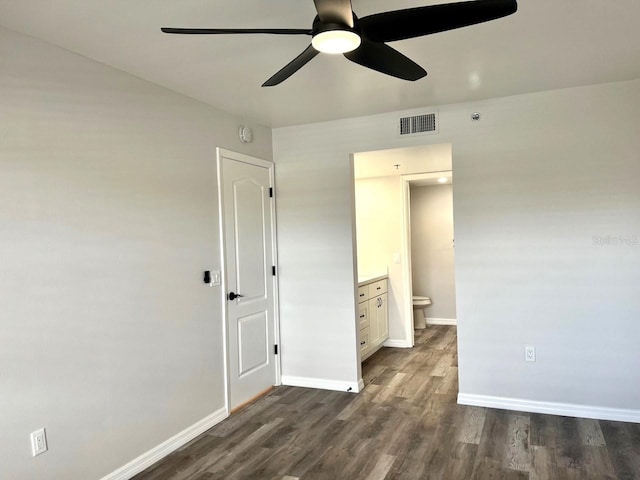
357,276 -> 389,361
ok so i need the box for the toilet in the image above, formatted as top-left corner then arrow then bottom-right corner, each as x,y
413,296 -> 432,330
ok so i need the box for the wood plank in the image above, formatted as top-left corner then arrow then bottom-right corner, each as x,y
366,453 -> 396,480
576,418 -> 607,447
600,420 -> 640,480
440,442 -> 478,479
503,413 -> 532,473
456,406 -> 488,445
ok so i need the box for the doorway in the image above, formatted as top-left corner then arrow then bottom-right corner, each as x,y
352,143 -> 456,360
217,148 -> 280,412
403,172 -> 457,346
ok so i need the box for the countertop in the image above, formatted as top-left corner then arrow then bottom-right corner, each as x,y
357,273 -> 388,286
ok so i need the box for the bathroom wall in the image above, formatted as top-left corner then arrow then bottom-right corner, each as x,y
354,176 -> 405,343
410,184 -> 457,322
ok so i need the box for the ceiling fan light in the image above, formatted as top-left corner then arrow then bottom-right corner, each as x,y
312,30 -> 361,54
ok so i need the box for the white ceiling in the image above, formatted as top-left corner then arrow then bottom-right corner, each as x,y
1,0 -> 638,127
354,144 -> 452,179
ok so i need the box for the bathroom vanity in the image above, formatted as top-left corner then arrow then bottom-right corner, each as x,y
357,274 -> 389,361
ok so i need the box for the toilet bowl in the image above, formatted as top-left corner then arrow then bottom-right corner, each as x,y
413,295 -> 432,330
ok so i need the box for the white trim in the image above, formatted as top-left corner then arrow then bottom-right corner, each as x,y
217,147 -> 273,168
282,375 -> 360,394
216,149 -> 231,416
426,317 -> 457,326
400,179 -> 415,349
383,339 -> 413,348
349,154 -> 365,394
458,394 -> 640,424
268,158 -> 283,386
100,408 -> 228,480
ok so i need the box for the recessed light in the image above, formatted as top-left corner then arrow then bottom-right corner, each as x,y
438,177 -> 448,184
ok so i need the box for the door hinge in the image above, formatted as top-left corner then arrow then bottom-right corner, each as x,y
274,344 -> 278,355
269,187 -> 273,198
272,266 -> 276,276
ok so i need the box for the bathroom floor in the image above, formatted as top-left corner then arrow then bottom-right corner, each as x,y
133,326 -> 640,479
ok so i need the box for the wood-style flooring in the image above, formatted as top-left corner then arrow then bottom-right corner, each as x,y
133,326 -> 640,480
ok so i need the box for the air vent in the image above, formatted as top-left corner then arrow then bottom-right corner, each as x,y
398,112 -> 438,137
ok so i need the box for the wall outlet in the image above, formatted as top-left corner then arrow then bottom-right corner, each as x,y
525,345 -> 536,362
30,428 -> 48,457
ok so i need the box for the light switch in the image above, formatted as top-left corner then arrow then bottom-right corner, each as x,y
211,270 -> 221,287
393,252 -> 401,264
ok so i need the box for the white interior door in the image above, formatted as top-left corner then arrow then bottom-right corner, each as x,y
218,149 -> 277,410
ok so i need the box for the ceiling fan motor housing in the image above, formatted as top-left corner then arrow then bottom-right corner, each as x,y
311,14 -> 359,36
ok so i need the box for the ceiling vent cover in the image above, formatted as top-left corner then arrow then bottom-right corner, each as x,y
398,112 -> 438,137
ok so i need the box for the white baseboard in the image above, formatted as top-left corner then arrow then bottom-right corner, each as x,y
458,393 -> 640,424
383,339 -> 413,348
101,407 -> 228,480
426,317 -> 457,326
357,378 -> 365,393
281,375 -> 359,393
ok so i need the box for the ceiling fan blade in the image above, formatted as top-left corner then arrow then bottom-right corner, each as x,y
344,39 -> 427,81
359,0 -> 517,43
313,0 -> 354,28
161,27 -> 312,35
262,44 -> 320,87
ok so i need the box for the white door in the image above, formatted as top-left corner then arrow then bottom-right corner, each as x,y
218,149 -> 277,410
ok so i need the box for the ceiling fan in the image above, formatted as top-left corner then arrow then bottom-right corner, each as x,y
161,0 -> 517,87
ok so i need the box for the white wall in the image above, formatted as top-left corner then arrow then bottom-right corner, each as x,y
354,177 -> 405,342
0,27 -> 272,480
410,184 -> 457,321
273,79 -> 640,418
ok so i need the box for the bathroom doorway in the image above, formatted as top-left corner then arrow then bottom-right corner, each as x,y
404,173 -> 457,347
352,143 -> 457,354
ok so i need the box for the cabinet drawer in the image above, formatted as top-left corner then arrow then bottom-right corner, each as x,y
357,285 -> 369,302
359,327 -> 370,353
368,279 -> 387,297
358,303 -> 369,329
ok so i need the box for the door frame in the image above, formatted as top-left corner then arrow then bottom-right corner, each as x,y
401,171 -> 455,348
216,147 -> 281,415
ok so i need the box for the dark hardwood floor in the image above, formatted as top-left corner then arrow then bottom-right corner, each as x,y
133,326 -> 640,480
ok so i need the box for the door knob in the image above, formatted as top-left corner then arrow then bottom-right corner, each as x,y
228,291 -> 244,301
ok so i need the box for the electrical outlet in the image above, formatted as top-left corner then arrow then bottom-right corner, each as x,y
525,345 -> 536,362
30,428 -> 48,457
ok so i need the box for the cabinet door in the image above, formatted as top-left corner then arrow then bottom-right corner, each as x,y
378,293 -> 389,342
368,297 -> 380,345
